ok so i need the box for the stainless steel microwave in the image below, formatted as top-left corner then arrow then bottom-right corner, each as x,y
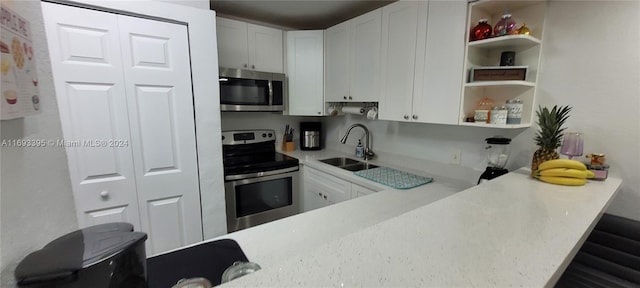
219,67 -> 286,112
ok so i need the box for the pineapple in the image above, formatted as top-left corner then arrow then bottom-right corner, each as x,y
531,105 -> 572,175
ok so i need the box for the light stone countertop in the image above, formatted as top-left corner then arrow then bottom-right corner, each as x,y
217,160 -> 622,287
213,149 -> 474,268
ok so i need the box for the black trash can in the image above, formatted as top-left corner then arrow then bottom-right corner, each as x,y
14,222 -> 148,288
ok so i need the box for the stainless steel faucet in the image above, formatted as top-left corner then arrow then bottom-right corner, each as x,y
340,124 -> 375,160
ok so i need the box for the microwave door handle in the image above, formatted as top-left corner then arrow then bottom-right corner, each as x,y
268,79 -> 273,105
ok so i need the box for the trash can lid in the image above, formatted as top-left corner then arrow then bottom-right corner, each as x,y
14,222 -> 147,285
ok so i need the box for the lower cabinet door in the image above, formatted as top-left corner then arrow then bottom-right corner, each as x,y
351,183 -> 378,198
302,179 -> 331,212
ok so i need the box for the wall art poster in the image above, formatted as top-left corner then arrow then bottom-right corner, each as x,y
1,4 -> 40,120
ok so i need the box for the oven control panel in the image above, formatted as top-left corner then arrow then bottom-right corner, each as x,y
222,129 -> 275,145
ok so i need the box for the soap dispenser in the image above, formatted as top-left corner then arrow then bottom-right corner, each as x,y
355,140 -> 364,158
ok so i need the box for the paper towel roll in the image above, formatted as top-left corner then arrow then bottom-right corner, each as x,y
342,106 -> 365,115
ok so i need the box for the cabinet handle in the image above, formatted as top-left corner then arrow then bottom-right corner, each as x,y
318,192 -> 322,197
100,190 -> 109,198
343,96 -> 347,100
323,195 -> 327,199
412,115 -> 418,120
317,112 -> 321,115
243,64 -> 248,68
348,96 -> 353,100
251,65 -> 255,69
403,115 -> 409,120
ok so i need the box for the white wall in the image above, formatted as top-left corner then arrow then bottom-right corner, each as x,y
325,0 -> 640,221
324,116 -> 528,178
534,0 -> 640,220
0,1 -> 78,286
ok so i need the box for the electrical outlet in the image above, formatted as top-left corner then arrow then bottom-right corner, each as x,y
449,149 -> 462,165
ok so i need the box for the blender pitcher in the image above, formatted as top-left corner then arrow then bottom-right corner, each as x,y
478,137 -> 512,184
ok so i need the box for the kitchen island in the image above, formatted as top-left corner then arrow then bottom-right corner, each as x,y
216,162 -> 621,287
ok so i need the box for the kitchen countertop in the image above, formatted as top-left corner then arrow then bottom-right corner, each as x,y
215,153 -> 622,287
213,149 -> 474,269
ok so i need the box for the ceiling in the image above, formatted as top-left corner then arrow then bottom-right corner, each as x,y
210,0 -> 397,29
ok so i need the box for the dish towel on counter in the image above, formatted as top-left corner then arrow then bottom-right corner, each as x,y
354,167 -> 433,189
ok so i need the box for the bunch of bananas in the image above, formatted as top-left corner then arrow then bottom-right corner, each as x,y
534,159 -> 594,186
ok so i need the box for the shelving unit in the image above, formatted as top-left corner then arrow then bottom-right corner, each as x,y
459,0 -> 547,128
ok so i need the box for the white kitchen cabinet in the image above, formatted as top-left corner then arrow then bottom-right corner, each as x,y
43,3 -> 203,256
325,9 -> 382,103
286,31 -> 324,116
413,0 -> 467,125
303,177 -> 333,211
216,17 -> 283,73
324,21 -> 350,103
351,183 -> 378,198
302,165 -> 381,212
379,0 -> 466,125
459,0 -> 546,128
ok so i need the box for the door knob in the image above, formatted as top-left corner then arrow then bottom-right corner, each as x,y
403,115 -> 409,120
243,64 -> 248,68
348,96 -> 353,100
251,65 -> 255,69
343,96 -> 347,100
412,115 -> 418,120
323,195 -> 327,199
100,190 -> 109,198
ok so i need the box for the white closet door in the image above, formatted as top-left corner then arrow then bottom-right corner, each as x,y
42,3 -> 141,228
117,15 -> 203,255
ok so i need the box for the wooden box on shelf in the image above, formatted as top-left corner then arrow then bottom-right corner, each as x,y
470,66 -> 527,81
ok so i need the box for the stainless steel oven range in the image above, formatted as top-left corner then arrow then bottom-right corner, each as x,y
222,130 -> 300,232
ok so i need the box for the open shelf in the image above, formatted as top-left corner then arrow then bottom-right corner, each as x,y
459,122 -> 530,129
465,80 -> 535,87
458,0 -> 547,129
468,34 -> 541,50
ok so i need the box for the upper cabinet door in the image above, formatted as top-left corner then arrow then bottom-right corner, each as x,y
286,31 -> 324,116
247,24 -> 283,73
413,1 -> 466,125
349,9 -> 382,102
324,21 -> 350,102
216,18 -> 249,69
379,1 -> 426,122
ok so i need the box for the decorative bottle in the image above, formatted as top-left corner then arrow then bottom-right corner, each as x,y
494,14 -> 517,36
470,19 -> 492,41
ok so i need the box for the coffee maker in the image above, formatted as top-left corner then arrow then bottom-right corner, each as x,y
478,136 -> 512,184
300,122 -> 321,150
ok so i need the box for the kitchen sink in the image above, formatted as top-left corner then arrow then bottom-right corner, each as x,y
340,163 -> 379,172
319,157 -> 378,172
319,157 -> 360,167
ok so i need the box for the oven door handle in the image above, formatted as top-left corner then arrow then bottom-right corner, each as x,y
225,166 -> 299,181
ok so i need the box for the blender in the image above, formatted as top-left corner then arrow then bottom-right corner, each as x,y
478,136 -> 511,184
